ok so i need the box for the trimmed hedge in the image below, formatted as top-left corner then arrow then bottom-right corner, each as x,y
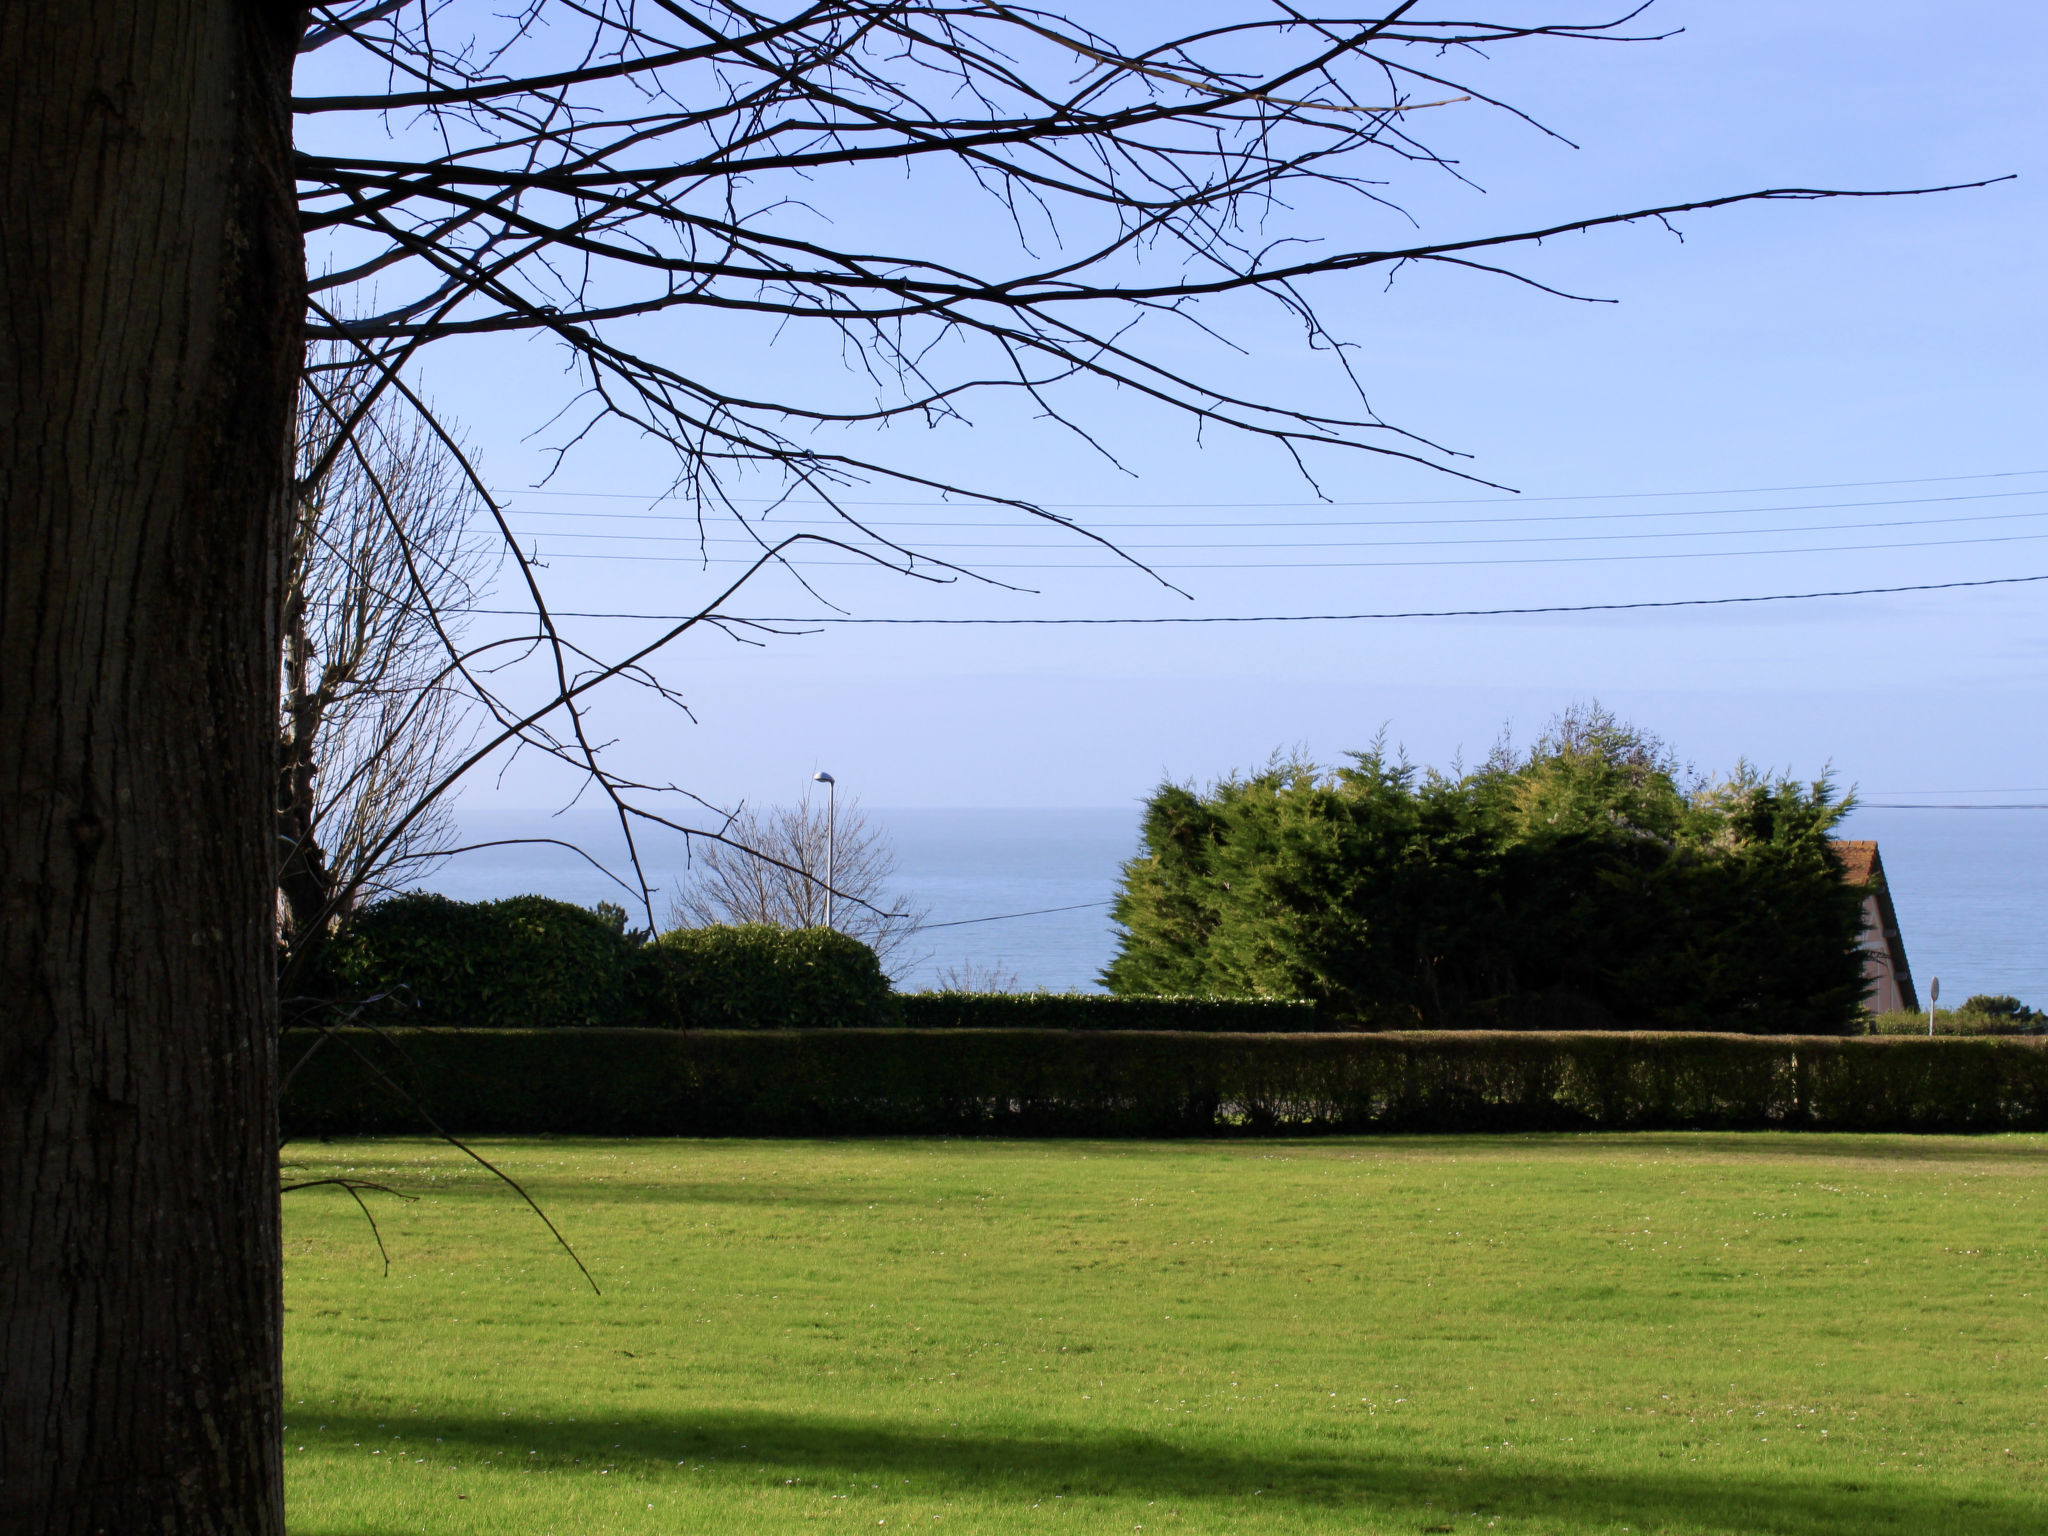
898,993 -> 1320,1031
280,1028 -> 2048,1138
314,899 -> 896,1029
317,892 -> 636,1029
641,924 -> 893,1028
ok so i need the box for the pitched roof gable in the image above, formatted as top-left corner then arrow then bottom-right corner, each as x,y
1832,839 -> 1878,885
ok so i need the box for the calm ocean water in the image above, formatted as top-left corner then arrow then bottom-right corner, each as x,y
423,805 -> 2048,1005
1835,807 -> 2048,1009
428,807 -> 1140,992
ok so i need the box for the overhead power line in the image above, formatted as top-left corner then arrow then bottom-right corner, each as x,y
491,465 -> 2048,510
501,485 -> 2048,532
463,570 -> 2048,625
915,899 -> 1113,930
506,500 -> 2048,550
1867,787 -> 2048,795
515,527 -> 2048,569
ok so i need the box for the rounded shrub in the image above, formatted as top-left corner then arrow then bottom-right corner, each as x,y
1961,994 -> 2044,1028
321,891 -> 638,1027
638,923 -> 894,1028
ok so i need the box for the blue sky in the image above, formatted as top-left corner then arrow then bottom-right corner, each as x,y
348,2 -> 2048,813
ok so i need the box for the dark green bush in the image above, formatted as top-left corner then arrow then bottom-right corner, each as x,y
1104,715 -> 1867,1033
637,923 -> 893,1028
318,891 -> 639,1027
899,993 -> 1321,1031
281,1027 -> 2048,1138
1963,995 -> 2044,1027
1868,1000 -> 2047,1037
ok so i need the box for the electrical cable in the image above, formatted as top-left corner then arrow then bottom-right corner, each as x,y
490,465 -> 2048,509
510,527 -> 2048,569
457,569 -> 2048,625
501,501 -> 2048,550
1868,787 -> 2048,795
914,899 -> 1114,930
499,485 -> 2048,532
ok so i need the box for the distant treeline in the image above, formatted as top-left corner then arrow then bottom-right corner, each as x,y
1103,707 -> 1870,1034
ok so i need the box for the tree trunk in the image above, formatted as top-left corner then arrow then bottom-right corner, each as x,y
1,3 -> 302,1531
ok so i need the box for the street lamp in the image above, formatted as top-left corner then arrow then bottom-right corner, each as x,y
812,771 -> 836,929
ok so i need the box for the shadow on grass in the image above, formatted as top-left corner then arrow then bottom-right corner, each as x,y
300,1405 -> 2038,1535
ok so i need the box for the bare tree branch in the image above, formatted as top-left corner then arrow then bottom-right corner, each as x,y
283,0 -> 1986,988
669,797 -> 928,972
278,350 -> 492,968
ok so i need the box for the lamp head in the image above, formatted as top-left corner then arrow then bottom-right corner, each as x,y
812,770 -> 835,785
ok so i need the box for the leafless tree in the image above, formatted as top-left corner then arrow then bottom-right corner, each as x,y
278,354 -> 492,967
3,4 -> 1986,1530
669,797 -> 927,971
931,958 -> 1025,993
284,1 -> 1990,958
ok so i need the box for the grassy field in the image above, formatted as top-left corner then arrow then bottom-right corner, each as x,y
283,1135 -> 2048,1535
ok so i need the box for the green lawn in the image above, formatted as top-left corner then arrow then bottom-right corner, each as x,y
282,1135 -> 2048,1535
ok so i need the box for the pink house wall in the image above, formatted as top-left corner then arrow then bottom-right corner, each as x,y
1858,893 -> 1910,1013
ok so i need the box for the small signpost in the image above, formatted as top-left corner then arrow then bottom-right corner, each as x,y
1928,976 -> 1940,1037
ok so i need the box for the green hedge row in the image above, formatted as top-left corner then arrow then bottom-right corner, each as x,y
897,993 -> 1320,1031
316,893 -> 637,1029
280,1028 -> 2048,1138
640,924 -> 894,1027
314,897 -> 893,1029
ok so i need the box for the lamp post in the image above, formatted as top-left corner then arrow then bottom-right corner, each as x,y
812,770 -> 836,929
1928,975 -> 1939,1038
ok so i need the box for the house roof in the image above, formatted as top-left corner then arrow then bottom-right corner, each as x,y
1832,839 -> 1879,885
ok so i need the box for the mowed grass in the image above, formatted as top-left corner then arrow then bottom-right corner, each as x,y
283,1135 -> 2048,1535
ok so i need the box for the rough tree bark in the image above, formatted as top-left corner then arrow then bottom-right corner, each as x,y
1,3 -> 302,1532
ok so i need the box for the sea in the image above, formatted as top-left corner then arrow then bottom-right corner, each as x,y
422,805 -> 2048,1007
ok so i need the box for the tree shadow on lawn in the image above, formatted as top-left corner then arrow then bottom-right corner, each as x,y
301,1405 -> 2039,1535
